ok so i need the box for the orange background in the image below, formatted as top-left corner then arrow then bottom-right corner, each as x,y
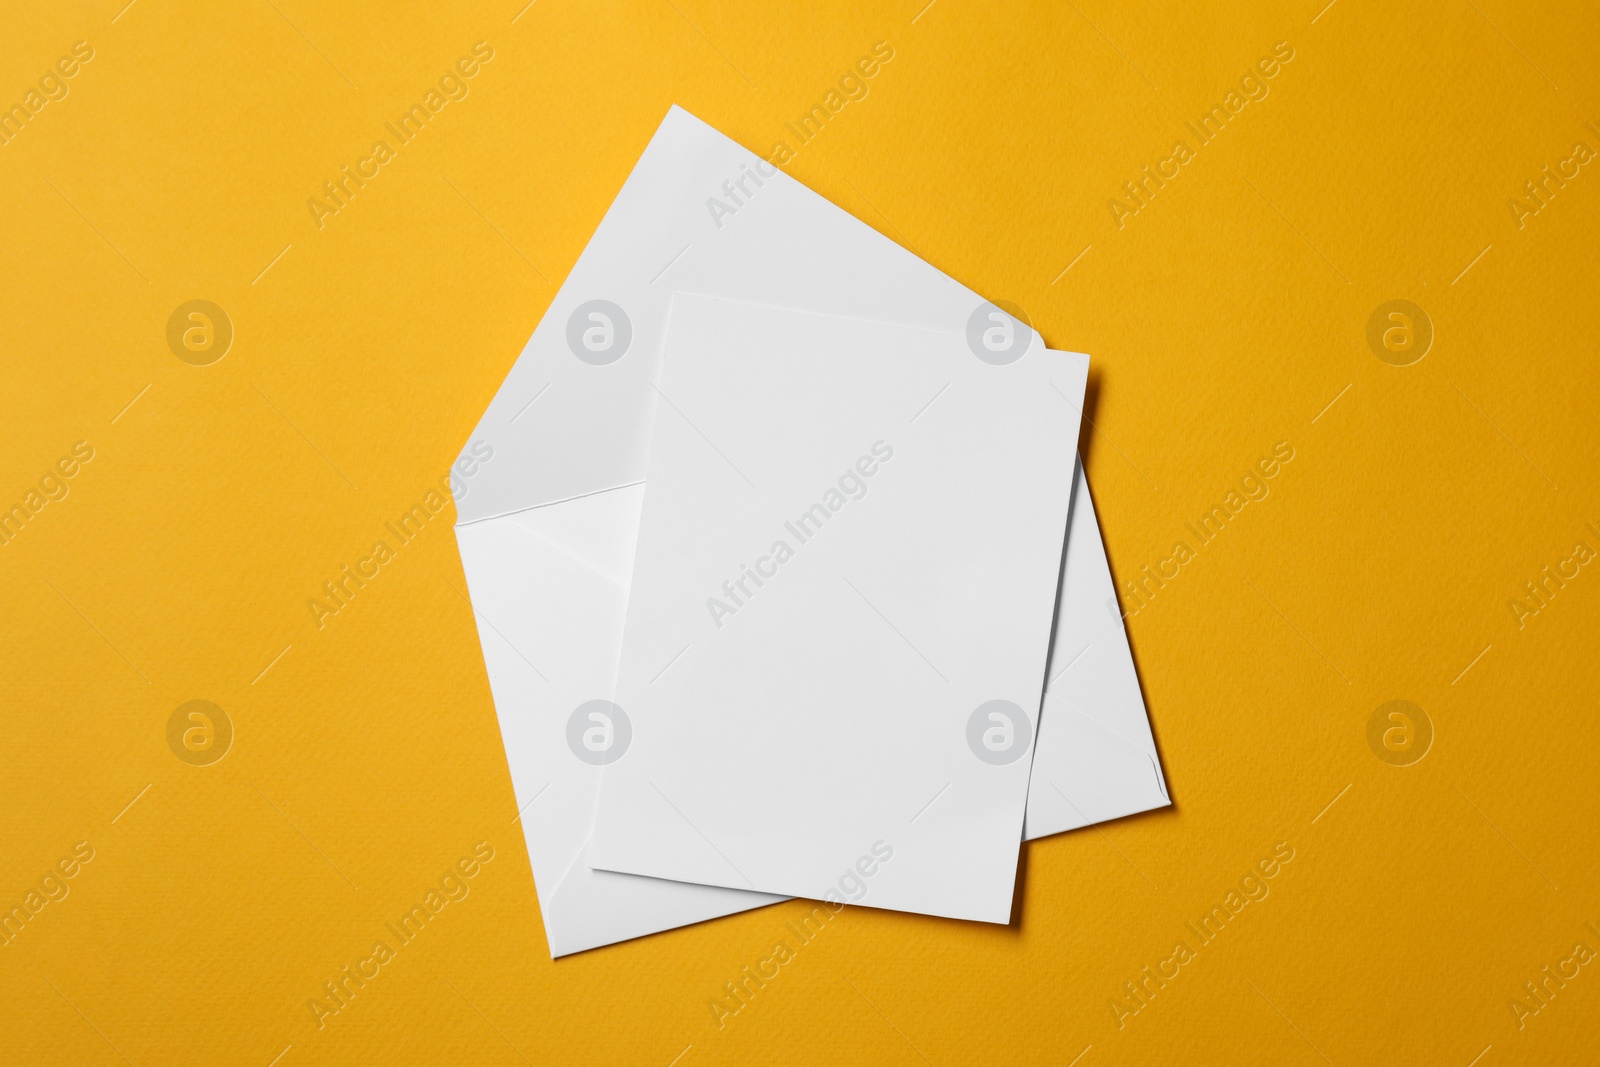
2,1 -> 1597,1064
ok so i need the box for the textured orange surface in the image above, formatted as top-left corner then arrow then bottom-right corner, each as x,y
2,2 -> 1597,1064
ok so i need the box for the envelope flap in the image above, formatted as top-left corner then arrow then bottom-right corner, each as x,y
452,104 -> 1039,523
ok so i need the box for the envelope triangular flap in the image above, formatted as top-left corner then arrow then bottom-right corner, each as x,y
452,105 -> 993,525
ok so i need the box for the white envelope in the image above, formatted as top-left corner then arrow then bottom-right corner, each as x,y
453,105 -> 1167,954
587,295 -> 1086,922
